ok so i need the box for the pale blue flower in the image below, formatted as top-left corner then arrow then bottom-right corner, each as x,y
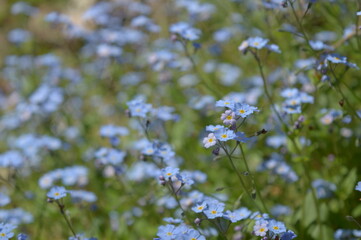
47,186 -> 67,200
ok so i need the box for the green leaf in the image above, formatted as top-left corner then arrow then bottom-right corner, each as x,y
320,203 -> 329,222
338,168 -> 357,200
303,191 -> 317,227
308,224 -> 334,239
352,204 -> 361,217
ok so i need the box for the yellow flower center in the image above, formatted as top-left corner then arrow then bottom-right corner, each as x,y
239,109 -> 245,114
198,206 -> 204,210
221,134 -> 227,138
273,226 -> 279,230
0,233 -> 6,237
260,228 -> 265,232
254,42 -> 259,46
226,116 -> 232,120
211,210 -> 217,214
167,173 -> 172,176
208,139 -> 213,143
55,192 -> 60,196
166,232 -> 173,236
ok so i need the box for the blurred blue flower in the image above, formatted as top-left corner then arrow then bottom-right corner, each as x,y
47,186 -> 67,200
11,2 -> 38,16
0,193 -> 10,207
281,230 -> 297,240
355,181 -> 361,192
17,233 -> 28,240
8,29 -> 31,44
0,223 -> 16,240
312,179 -> 336,199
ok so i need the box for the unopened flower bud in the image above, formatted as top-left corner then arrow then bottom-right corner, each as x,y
234,225 -> 242,231
171,34 -> 178,42
212,147 -> 220,156
125,109 -> 132,118
194,218 -> 202,225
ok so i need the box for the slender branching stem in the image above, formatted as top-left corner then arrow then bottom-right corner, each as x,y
239,144 -> 268,213
179,40 -> 221,98
219,143 -> 263,213
56,200 -> 78,239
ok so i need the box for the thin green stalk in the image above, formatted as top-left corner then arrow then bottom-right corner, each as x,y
202,213 -> 229,240
346,216 -> 361,229
219,144 -> 263,213
343,81 -> 361,103
137,117 -> 151,140
239,144 -> 268,213
252,51 -> 288,131
355,1 -> 361,50
288,0 -> 317,55
167,181 -> 193,224
56,200 -> 78,239
180,40 -> 221,98
329,67 -> 361,121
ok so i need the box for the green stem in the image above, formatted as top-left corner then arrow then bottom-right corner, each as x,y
329,67 -> 361,121
252,51 -> 288,131
180,40 -> 221,98
167,181 -> 193,224
202,213 -> 228,240
288,0 -> 317,55
239,144 -> 268,213
220,143 -> 263,213
56,201 -> 78,239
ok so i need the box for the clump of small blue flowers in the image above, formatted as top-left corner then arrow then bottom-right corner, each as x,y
252,218 -> 296,239
156,224 -> 206,240
312,179 -> 336,199
126,97 -> 153,118
281,88 -> 314,114
258,153 -> 299,183
202,98 -> 257,148
320,109 -> 343,125
169,22 -> 201,41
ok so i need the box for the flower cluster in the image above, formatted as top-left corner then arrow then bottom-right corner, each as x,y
258,153 -> 299,183
281,88 -> 314,114
203,99 -> 257,148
